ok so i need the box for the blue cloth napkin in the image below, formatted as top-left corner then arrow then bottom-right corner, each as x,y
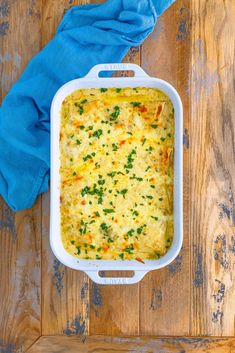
0,0 -> 175,211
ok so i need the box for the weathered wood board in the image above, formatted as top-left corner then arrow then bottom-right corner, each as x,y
26,335 -> 235,353
0,0 -> 234,352
0,1 -> 42,352
190,0 -> 235,336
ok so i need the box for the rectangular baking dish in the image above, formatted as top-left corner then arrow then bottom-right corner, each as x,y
50,63 -> 183,285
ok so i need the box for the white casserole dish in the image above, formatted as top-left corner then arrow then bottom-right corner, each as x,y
50,63 -> 183,285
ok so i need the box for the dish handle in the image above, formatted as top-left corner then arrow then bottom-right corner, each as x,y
85,63 -> 149,79
85,270 -> 148,285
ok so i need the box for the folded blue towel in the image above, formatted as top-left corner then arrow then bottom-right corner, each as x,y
0,0 -> 175,211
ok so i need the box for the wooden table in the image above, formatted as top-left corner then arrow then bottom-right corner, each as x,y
0,1 -> 234,352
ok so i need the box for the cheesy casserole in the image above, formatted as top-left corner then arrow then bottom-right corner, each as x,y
60,87 -> 174,261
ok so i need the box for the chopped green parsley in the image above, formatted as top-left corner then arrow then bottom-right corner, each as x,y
131,102 -> 141,107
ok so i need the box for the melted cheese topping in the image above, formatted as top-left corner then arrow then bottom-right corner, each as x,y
60,87 -> 174,261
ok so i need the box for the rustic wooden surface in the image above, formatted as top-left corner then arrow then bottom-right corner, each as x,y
26,336 -> 235,353
191,0 -> 235,337
0,1 -> 42,352
0,0 -> 235,352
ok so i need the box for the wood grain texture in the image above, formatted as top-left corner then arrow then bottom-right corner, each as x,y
0,0 -> 42,351
0,201 -> 42,353
26,335 -> 235,353
41,192 -> 89,336
41,0 -> 91,45
0,0 -> 235,347
190,0 -> 235,336
140,0 -> 191,335
41,0 -> 90,336
0,0 -> 41,97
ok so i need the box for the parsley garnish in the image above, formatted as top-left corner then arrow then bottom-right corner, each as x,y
103,209 -> 115,214
119,189 -> 128,198
131,102 -> 141,107
100,223 -> 111,237
132,210 -> 139,217
81,186 -> 90,197
79,220 -> 88,235
100,222 -> 109,231
112,143 -> 118,151
110,106 -> 120,121
137,224 -> 146,234
93,129 -> 103,139
124,149 -> 136,171
130,175 -> 143,182
124,244 -> 134,254
107,171 -> 116,178
151,216 -> 158,221
126,229 -> 135,237
74,102 -> 85,115
81,184 -> 104,204
98,177 -> 105,185
83,154 -> 93,162
79,106 -> 84,115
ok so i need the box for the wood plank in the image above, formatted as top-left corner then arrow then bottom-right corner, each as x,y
0,0 -> 41,97
41,192 -> 89,335
26,335 -> 235,353
0,201 -> 42,353
140,0 -> 191,335
41,0 -> 91,45
88,47 -> 141,336
0,0 -> 42,351
41,0 -> 90,336
190,0 -> 235,335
